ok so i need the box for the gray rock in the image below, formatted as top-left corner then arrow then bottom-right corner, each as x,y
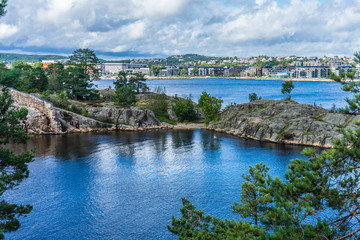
208,99 -> 356,147
9,88 -> 169,134
167,109 -> 178,121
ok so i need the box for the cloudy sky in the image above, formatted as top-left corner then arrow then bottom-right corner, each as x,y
0,0 -> 360,59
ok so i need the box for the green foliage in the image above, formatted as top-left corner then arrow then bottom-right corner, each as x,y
0,0 -> 6,17
0,61 -> 47,93
249,92 -> 262,102
256,58 -> 295,67
281,80 -> 294,99
52,92 -> 69,109
47,63 -> 66,93
331,60 -> 360,114
192,68 -> 199,76
69,48 -> 100,78
27,67 -> 48,92
113,71 -> 148,106
113,86 -> 136,106
147,87 -> 168,111
64,66 -> 99,100
0,68 -> 21,89
198,91 -> 223,124
232,162 -> 272,227
60,48 -> 100,100
12,61 -> 31,71
130,73 -> 149,94
32,62 -> 43,69
0,53 -> 67,63
146,87 -> 174,124
180,69 -> 187,76
0,88 -> 34,238
169,127 -> 360,239
354,52 -> 360,63
172,95 -> 196,122
150,65 -> 162,76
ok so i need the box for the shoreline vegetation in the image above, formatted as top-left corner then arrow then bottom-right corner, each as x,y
100,76 -> 337,82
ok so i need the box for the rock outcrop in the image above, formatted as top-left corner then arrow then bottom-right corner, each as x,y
8,88 -> 170,134
208,99 -> 360,147
85,106 -> 162,128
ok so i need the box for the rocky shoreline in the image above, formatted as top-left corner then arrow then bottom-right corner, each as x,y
10,88 -> 358,148
208,99 -> 359,148
9,88 -> 173,135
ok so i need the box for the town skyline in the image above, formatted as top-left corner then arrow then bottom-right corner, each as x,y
0,0 -> 360,59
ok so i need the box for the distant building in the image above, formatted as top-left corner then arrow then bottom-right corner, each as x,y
103,63 -> 127,74
274,72 -> 290,78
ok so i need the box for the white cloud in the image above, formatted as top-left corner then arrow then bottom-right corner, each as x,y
0,0 -> 360,57
0,23 -> 18,40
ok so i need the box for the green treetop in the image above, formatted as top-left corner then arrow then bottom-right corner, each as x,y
69,48 -> 100,78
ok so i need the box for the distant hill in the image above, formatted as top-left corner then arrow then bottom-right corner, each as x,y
165,54 -> 219,65
0,53 -> 68,63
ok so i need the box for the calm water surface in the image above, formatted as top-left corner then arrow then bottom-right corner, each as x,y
5,130 -> 307,239
95,78 -> 350,109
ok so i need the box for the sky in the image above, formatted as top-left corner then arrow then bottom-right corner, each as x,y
0,0 -> 360,59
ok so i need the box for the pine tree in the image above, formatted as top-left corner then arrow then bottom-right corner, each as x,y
0,88 -> 34,238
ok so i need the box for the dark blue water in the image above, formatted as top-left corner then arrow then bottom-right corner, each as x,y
4,130 -> 307,239
94,78 -> 350,109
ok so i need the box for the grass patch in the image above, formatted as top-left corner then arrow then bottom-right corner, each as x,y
302,132 -> 312,136
152,109 -> 176,125
315,114 -> 326,121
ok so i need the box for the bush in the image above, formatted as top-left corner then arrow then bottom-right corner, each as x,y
172,96 -> 196,122
198,91 -> 223,124
249,92 -> 262,102
113,86 -> 136,106
281,80 -> 294,100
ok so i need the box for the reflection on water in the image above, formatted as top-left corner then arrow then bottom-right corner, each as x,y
6,130 -> 310,240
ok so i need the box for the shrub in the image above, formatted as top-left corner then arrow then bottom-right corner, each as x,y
172,96 -> 196,122
249,93 -> 262,102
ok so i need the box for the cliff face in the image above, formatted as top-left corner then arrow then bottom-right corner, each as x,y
208,99 -> 360,147
8,88 -> 169,134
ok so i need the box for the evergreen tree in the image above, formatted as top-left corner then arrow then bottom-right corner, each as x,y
64,49 -> 99,100
232,162 -> 272,227
64,66 -> 98,100
113,71 -> 136,106
0,88 -> 34,238
47,63 -> 66,93
129,73 -> 148,94
69,48 -> 100,78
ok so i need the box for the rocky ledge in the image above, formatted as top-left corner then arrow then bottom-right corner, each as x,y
208,99 -> 360,147
9,88 -> 171,134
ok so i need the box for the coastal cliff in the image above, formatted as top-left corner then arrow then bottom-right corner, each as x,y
208,99 -> 360,147
9,88 -> 170,134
